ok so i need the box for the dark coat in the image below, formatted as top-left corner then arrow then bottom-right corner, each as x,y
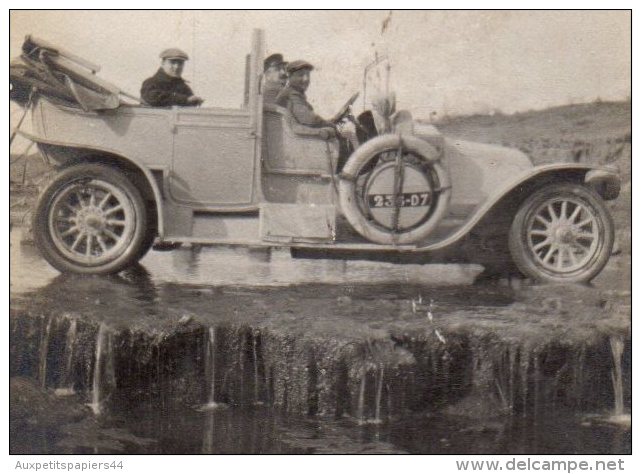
275,86 -> 332,128
141,68 -> 196,107
263,81 -> 283,105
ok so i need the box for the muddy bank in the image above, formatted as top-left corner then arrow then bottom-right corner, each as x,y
10,265 -> 631,424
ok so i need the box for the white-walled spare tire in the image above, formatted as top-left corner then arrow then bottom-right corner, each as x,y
338,134 -> 451,245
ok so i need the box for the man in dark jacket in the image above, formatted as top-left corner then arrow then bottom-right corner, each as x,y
141,48 -> 204,107
263,53 -> 287,105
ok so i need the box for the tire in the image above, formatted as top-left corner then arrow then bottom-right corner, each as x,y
135,226 -> 156,261
338,134 -> 451,245
508,182 -> 614,283
33,163 -> 148,275
135,204 -> 158,260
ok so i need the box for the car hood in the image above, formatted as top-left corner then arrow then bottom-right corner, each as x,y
445,137 -> 533,171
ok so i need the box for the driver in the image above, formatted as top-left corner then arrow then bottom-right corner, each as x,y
275,60 -> 335,131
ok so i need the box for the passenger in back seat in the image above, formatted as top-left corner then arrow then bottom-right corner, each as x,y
263,53 -> 288,105
141,48 -> 204,107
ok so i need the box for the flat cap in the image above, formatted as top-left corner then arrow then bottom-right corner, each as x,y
286,60 -> 314,74
264,53 -> 286,71
160,48 -> 189,61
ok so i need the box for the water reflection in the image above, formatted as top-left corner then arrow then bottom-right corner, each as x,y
145,244 -> 485,288
11,227 -> 516,324
10,230 -> 59,293
13,266 -> 159,322
10,229 -> 487,296
169,245 -> 202,278
201,411 -> 215,454
20,396 -> 628,454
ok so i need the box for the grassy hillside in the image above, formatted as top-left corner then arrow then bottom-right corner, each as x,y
435,100 -> 630,172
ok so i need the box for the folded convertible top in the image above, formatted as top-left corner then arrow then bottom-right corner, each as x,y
10,35 -> 139,111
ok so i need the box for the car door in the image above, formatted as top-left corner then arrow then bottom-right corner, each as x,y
168,107 -> 257,207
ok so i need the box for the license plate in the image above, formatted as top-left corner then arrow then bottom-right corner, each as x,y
367,193 -> 431,208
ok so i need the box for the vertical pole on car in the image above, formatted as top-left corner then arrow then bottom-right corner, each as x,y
249,29 -> 266,203
391,135 -> 405,243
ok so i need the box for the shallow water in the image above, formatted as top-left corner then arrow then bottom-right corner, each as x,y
10,228 -> 485,294
10,385 -> 630,455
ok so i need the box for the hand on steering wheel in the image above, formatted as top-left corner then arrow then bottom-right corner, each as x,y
330,92 -> 359,124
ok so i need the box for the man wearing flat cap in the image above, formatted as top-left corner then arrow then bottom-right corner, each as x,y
141,48 -> 204,107
263,53 -> 287,105
275,60 -> 335,129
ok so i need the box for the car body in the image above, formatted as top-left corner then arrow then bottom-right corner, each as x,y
10,30 -> 620,282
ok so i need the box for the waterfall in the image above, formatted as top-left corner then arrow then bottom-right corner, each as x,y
386,382 -> 392,419
38,316 -> 53,388
509,347 -> 517,413
64,318 -> 77,388
599,335 -> 630,427
374,365 -> 384,424
201,327 -> 221,410
533,353 -> 540,420
520,352 -> 530,417
252,330 -> 262,405
55,318 -> 77,396
354,364 -> 384,425
573,347 -> 586,410
89,323 -> 112,416
357,371 -> 366,424
238,330 -> 245,406
609,336 -> 624,416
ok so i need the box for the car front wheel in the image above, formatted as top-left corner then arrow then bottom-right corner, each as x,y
508,182 -> 614,283
33,163 -> 147,275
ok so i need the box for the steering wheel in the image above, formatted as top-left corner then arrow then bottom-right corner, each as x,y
332,92 -> 360,123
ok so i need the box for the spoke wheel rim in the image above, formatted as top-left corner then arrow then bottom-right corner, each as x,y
48,179 -> 136,266
526,196 -> 602,275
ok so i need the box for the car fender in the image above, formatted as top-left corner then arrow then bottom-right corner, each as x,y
421,163 -> 620,251
18,130 -> 167,239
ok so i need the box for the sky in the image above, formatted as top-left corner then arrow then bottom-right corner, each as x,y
10,10 -> 631,120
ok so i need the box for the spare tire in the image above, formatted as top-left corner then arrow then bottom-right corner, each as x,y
338,134 -> 451,245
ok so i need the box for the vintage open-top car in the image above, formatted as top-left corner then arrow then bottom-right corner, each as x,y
10,30 -> 620,283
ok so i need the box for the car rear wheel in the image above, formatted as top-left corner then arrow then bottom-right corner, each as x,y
33,163 -> 147,274
508,182 -> 614,283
